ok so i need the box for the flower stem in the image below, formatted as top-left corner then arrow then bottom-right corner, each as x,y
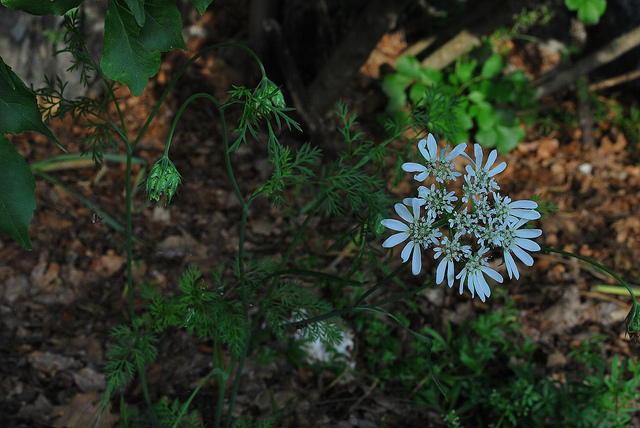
541,247 -> 638,302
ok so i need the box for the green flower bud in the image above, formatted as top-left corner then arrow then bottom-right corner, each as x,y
146,157 -> 182,205
253,79 -> 286,117
626,302 -> 640,342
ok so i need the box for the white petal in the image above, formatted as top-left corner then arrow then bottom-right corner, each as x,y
511,245 -> 534,266
485,149 -> 497,169
467,272 -> 479,298
515,228 -> 542,239
411,198 -> 423,217
382,232 -> 409,248
510,200 -> 538,209
415,172 -> 429,182
381,219 -> 408,232
446,142 -> 467,161
458,272 -> 466,295
514,237 -> 540,252
482,266 -> 503,283
401,240 -> 415,262
436,258 -> 446,284
473,144 -> 483,166
411,244 -> 422,275
395,203 -> 413,223
402,162 -> 426,173
503,250 -> 519,280
426,134 -> 438,158
488,161 -> 507,177
511,209 -> 541,220
447,260 -> 455,288
477,276 -> 491,301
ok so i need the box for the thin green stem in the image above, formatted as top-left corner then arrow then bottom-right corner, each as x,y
542,247 -> 638,302
164,93 -> 222,157
223,343 -> 249,428
172,368 -> 225,428
353,264 -> 407,307
219,106 -> 253,428
213,341 -> 226,428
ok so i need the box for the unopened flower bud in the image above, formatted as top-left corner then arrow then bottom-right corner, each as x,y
253,79 -> 286,117
626,302 -> 640,342
146,157 -> 182,205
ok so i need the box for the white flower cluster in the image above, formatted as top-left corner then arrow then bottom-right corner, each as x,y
381,134 -> 542,302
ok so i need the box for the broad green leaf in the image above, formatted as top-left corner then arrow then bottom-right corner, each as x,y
0,135 -> 36,250
495,123 -> 524,153
0,56 -> 63,150
481,54 -> 504,79
409,82 -> 427,104
101,1 -> 161,97
0,60 -> 16,90
467,90 -> 485,104
565,0 -> 606,25
418,67 -> 442,85
1,0 -> 83,16
396,56 -> 421,79
381,73 -> 411,112
140,0 -> 187,52
468,100 -> 495,129
456,58 -> 477,82
475,127 -> 497,148
124,0 -> 146,27
454,105 -> 473,130
189,0 -> 214,14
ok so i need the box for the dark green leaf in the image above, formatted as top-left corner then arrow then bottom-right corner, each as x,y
381,73 -> 411,112
124,0 -> 146,27
456,58 -> 477,82
481,54 -> 504,79
469,101 -> 495,129
409,82 -> 428,104
101,1 -> 161,96
0,135 -> 36,250
396,56 -> 421,79
475,127 -> 497,148
140,0 -> 187,52
495,123 -> 524,153
1,0 -> 83,16
0,60 -> 16,90
418,67 -> 442,85
0,56 -> 63,150
565,0 -> 606,25
189,0 -> 213,14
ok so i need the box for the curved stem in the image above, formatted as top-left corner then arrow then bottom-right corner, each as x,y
542,247 -> 638,302
172,368 -> 226,428
353,264 -> 406,307
164,93 -> 222,157
132,43 -> 266,151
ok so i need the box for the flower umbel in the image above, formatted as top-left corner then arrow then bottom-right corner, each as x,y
402,133 -> 466,183
500,219 -> 542,280
381,135 -> 542,301
381,198 -> 442,275
146,157 -> 182,205
456,247 -> 503,302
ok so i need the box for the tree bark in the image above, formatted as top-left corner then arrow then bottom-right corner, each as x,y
306,0 -> 412,117
534,25 -> 640,99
